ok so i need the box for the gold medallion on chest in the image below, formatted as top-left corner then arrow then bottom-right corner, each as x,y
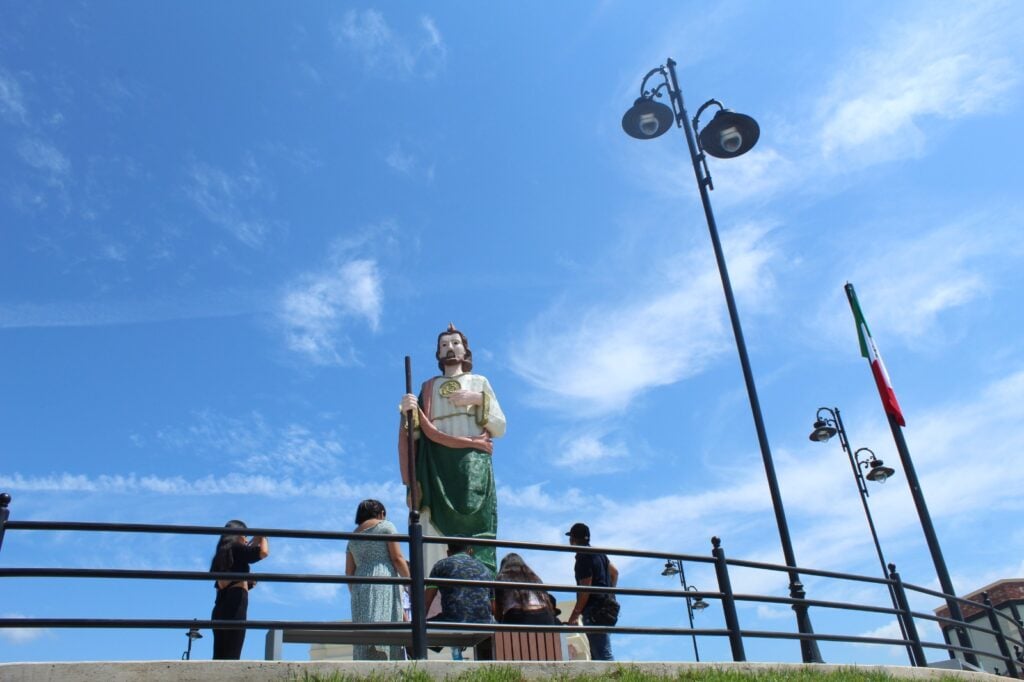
438,379 -> 462,397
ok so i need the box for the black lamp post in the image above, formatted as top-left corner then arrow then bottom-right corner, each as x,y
662,559 -> 709,661
624,58 -> 822,663
181,621 -> 202,660
810,407 -> 916,665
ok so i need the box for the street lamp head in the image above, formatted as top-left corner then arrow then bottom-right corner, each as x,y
187,627 -> 203,641
856,448 -> 896,483
865,458 -> 896,483
686,584 -> 709,610
661,560 -> 680,577
697,109 -> 760,158
622,97 -> 675,140
809,419 -> 837,442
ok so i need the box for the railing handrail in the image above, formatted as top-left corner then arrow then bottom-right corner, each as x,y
723,556 -> 894,587
3,518 -> 720,565
2,495 -> 1019,674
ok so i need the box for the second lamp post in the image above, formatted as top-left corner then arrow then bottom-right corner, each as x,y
662,559 -> 709,661
810,406 -> 918,665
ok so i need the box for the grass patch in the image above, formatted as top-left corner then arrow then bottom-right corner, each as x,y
293,666 -> 910,682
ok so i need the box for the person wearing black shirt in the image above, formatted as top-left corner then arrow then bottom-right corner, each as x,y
209,519 -> 269,659
566,522 -> 618,661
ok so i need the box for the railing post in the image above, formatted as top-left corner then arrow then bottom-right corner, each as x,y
0,493 -> 10,553
408,512 -> 427,660
711,536 -> 746,662
984,592 -> 1019,678
889,563 -> 928,667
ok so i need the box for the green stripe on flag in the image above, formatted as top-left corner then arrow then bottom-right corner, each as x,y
845,283 -> 870,359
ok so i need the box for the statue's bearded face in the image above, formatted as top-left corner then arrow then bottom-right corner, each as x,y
437,333 -> 467,367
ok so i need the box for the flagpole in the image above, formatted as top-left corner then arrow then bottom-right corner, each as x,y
885,413 -> 978,666
845,283 -> 977,666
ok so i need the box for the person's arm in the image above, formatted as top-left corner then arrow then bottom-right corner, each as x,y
568,577 -> 592,624
252,535 -> 269,560
387,540 -> 410,578
492,588 -> 505,621
424,587 -> 438,613
609,560 -> 619,587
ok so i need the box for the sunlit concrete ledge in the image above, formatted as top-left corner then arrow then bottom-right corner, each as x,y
0,660 -> 1001,681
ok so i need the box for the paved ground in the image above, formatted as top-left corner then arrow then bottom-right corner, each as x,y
0,660 -> 1003,681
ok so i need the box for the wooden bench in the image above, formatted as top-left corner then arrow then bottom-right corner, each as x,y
492,630 -> 563,661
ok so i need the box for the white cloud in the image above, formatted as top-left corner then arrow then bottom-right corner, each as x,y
279,258 -> 383,366
0,472 -> 403,501
0,292 -> 260,329
157,410 -> 345,475
385,145 -> 416,174
17,137 -> 70,178
331,11 -> 447,78
509,223 -> 777,416
0,614 -> 48,644
551,432 -> 629,473
813,209 -> 1024,349
0,68 -> 28,122
653,2 -> 1024,205
816,1 -> 1021,167
498,483 -> 590,513
856,620 -> 910,659
185,159 -> 272,248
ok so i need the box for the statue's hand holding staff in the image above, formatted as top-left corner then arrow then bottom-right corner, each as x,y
400,394 -> 419,413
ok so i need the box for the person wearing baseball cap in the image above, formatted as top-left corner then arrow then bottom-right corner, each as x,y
565,522 -> 618,660
565,523 -> 590,542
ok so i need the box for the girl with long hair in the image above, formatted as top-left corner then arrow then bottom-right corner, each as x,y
209,519 -> 269,659
494,553 -> 558,625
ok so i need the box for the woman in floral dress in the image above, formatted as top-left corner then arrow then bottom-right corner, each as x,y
345,499 -> 410,660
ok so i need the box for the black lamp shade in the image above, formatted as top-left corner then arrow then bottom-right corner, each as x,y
809,420 -> 837,442
699,109 -> 760,158
622,97 -> 675,140
865,460 -> 896,483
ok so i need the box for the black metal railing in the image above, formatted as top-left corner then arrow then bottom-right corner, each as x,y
0,491 -> 1020,674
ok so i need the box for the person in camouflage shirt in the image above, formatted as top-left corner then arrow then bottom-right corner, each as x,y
424,543 -> 495,624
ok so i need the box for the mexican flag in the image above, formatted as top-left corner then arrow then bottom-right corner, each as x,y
845,283 -> 906,427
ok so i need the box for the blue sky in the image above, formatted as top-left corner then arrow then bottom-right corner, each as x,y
2,0 -> 1024,666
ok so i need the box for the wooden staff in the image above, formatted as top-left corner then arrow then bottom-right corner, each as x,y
404,355 -> 427,659
404,356 -> 419,513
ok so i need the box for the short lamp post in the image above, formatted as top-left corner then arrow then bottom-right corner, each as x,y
181,621 -> 202,660
810,407 -> 917,665
662,559 -> 709,661
624,58 -> 822,663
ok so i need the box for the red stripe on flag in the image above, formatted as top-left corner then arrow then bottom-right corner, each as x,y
870,358 -> 906,427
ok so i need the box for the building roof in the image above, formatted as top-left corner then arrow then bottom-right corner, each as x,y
934,578 -> 1024,624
